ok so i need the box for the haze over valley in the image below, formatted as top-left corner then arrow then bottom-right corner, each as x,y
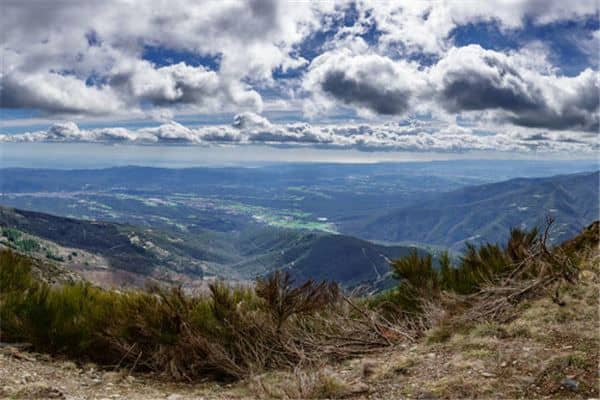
1,160 -> 597,290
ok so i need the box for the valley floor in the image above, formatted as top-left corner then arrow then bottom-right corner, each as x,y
1,257 -> 598,400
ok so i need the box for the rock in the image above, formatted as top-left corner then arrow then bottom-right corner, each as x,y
84,362 -> 97,372
561,378 -> 579,391
9,350 -> 36,362
500,361 -> 507,367
103,371 -> 122,382
579,270 -> 595,280
346,382 -> 370,395
417,391 -> 439,400
90,378 -> 103,385
166,394 -> 183,400
63,361 -> 78,370
481,372 -> 496,378
0,386 -> 14,397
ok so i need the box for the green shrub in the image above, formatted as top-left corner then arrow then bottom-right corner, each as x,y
378,226 -> 541,313
45,250 -> 65,262
389,251 -> 440,313
16,238 -> 40,252
2,228 -> 22,242
0,250 -> 347,381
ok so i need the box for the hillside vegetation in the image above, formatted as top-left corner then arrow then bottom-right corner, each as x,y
0,205 -> 423,289
0,220 -> 597,399
361,171 -> 599,250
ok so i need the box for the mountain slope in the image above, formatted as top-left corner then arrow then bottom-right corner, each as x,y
0,205 -> 422,288
359,171 -> 599,250
0,206 -> 164,275
233,228 -> 428,288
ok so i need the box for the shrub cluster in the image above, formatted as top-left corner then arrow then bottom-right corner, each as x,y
376,227 -> 541,313
0,251 -> 382,381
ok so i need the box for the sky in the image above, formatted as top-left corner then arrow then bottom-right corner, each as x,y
0,0 -> 599,165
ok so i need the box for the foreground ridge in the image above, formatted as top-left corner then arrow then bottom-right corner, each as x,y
0,222 -> 598,399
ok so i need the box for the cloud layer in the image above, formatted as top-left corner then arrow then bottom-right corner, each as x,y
2,113 -> 597,154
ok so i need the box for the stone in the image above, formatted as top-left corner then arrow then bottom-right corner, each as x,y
579,270 -> 594,280
103,371 -> 122,382
347,382 -> 370,395
561,378 -> 579,391
63,361 -> 78,370
418,391 -> 439,400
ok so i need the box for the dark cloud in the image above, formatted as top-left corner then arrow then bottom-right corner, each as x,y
321,70 -> 411,115
0,72 -> 122,115
304,50 -> 420,116
434,46 -> 599,132
438,60 -> 542,113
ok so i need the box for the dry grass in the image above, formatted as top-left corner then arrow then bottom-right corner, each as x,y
246,367 -> 366,399
351,243 -> 599,399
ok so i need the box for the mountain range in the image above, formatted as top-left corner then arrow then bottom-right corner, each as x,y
0,165 -> 597,289
359,171 -> 599,250
0,205 -> 422,289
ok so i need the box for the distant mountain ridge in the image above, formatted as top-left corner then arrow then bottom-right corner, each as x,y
359,171 -> 599,250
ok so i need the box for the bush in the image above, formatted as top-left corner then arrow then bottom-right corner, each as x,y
45,250 -> 65,262
378,226 -> 541,312
389,251 -> 440,313
17,238 -> 40,252
0,250 -> 377,381
2,228 -> 22,242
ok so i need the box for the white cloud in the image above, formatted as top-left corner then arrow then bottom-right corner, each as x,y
429,45 -> 599,131
302,44 -> 599,132
0,0 -> 333,116
0,72 -> 124,115
109,60 -> 263,112
232,111 -> 272,129
359,0 -> 599,56
2,114 -> 597,154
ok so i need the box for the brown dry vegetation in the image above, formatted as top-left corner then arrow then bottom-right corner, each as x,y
243,227 -> 600,399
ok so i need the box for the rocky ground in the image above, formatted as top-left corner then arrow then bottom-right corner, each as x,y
0,345 -> 237,400
1,255 -> 598,399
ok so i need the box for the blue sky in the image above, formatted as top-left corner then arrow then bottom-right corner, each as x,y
1,1 -> 598,160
